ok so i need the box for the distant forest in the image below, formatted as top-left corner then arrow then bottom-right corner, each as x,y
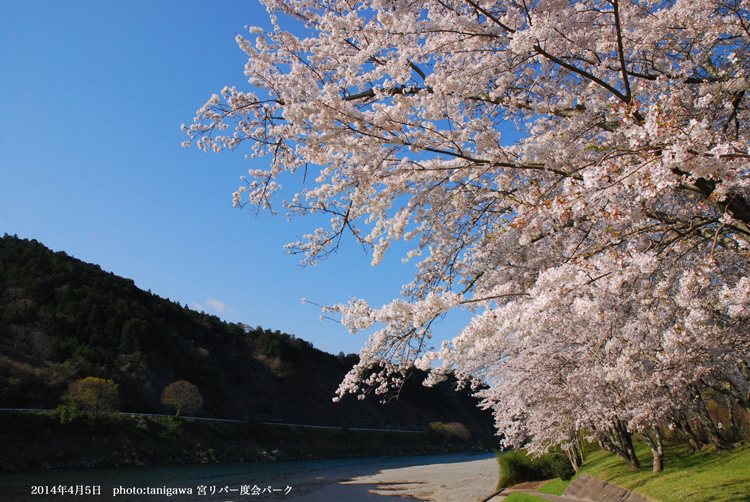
0,234 -> 494,435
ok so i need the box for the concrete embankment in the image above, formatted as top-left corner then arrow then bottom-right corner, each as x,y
489,474 -> 658,502
561,474 -> 658,502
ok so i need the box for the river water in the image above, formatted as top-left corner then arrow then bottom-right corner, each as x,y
0,452 -> 496,502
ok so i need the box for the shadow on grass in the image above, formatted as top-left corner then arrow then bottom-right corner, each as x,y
578,441 -> 750,502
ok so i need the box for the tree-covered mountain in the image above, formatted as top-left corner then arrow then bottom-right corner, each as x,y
0,234 -> 494,436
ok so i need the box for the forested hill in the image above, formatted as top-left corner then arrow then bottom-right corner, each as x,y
0,234 -> 494,435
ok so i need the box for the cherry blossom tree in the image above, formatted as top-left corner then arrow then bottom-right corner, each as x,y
185,0 -> 750,470
161,381 -> 204,417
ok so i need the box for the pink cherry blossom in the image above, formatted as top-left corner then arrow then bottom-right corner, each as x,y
185,0 -> 750,470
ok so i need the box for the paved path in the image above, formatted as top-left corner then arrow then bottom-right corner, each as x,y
483,481 -> 591,502
488,490 -> 591,502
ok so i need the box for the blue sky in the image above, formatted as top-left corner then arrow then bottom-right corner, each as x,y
0,0 -> 475,356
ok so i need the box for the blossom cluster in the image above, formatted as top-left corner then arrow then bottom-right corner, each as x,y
185,0 -> 750,469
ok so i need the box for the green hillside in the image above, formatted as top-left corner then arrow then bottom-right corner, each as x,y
0,234 -> 495,435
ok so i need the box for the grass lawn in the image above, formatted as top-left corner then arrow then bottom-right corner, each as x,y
502,493 -> 550,502
537,478 -> 573,495
537,441 -> 750,502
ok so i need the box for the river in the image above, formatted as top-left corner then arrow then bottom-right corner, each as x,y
0,452 -> 497,502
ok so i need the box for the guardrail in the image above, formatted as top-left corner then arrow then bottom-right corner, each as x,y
0,408 -> 426,433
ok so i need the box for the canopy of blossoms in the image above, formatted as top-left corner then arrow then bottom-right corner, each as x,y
185,0 -> 750,471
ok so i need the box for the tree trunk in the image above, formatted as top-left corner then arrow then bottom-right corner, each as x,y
642,428 -> 664,474
615,417 -> 641,470
726,394 -> 736,429
689,385 -> 731,450
731,361 -> 750,413
565,437 -> 583,472
675,416 -> 702,452
599,417 -> 641,470
576,428 -> 587,463
563,427 -> 585,471
695,404 -> 731,449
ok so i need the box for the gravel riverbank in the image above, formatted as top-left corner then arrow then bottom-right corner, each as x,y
285,452 -> 499,501
345,453 -> 499,502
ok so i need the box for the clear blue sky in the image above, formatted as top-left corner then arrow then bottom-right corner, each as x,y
0,0 -> 473,356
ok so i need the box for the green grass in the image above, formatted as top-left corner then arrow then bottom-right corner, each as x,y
537,478 -> 573,495
496,448 -> 574,488
556,441 -> 750,502
503,493 -> 550,502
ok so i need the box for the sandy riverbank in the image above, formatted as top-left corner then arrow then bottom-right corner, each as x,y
284,452 -> 499,502
345,453 -> 499,501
